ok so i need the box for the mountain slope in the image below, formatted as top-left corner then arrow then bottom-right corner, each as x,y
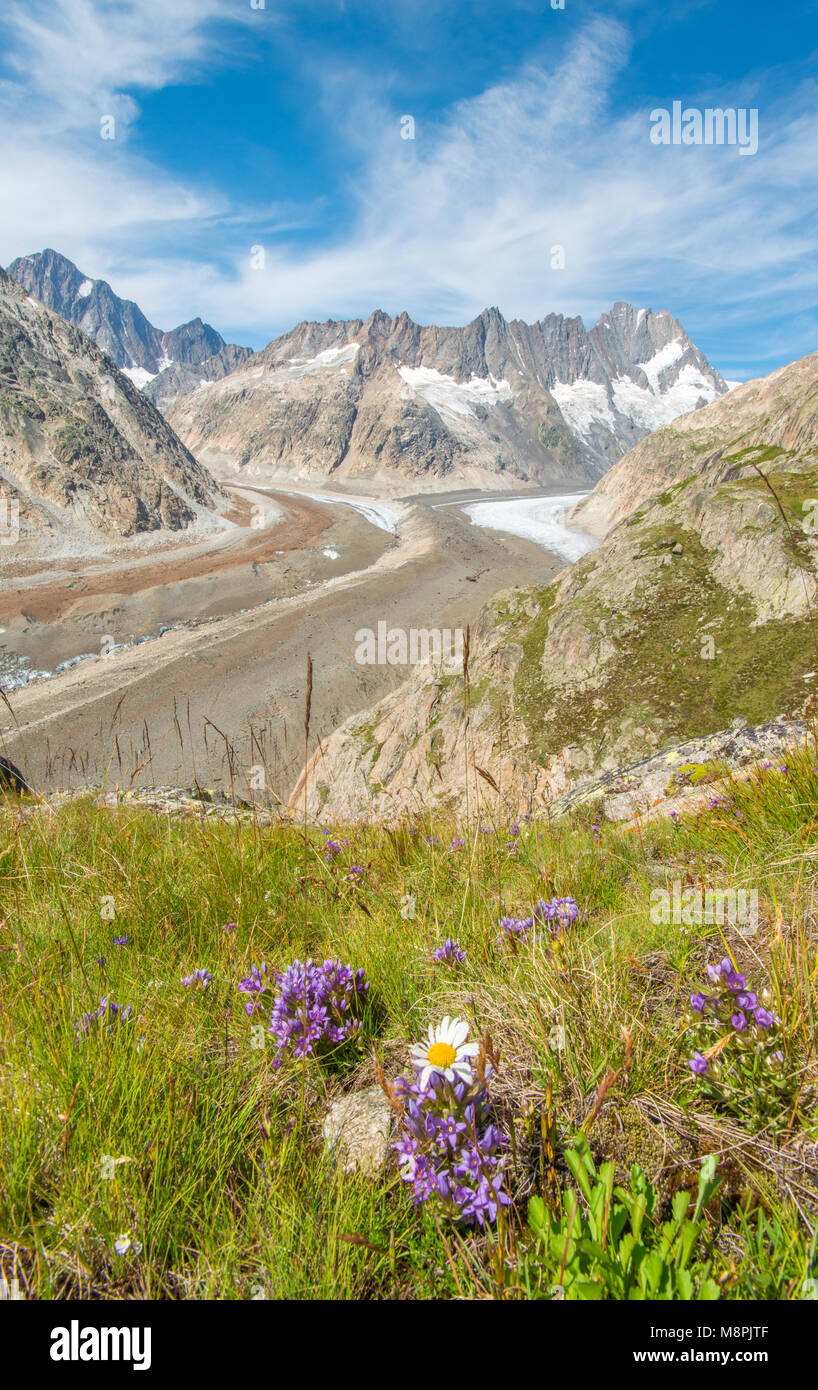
0,267 -> 227,556
6,250 -> 252,411
288,349 -> 818,821
168,303 -> 726,490
569,350 -> 818,538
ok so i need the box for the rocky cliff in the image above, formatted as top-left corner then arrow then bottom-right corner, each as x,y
288,349 -> 818,821
6,250 -> 252,411
0,268 -> 226,556
168,303 -> 726,489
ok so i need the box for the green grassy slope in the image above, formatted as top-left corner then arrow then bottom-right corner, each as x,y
1,741 -> 817,1300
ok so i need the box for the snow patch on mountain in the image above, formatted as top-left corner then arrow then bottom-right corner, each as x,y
286,344 -> 360,373
398,366 -> 513,419
121,366 -> 158,389
638,339 -> 686,391
611,363 -> 720,432
550,381 -> 615,441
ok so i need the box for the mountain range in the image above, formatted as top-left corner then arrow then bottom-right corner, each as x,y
0,267 -> 225,556
6,250 -> 728,492
168,302 -> 728,489
6,250 -> 252,412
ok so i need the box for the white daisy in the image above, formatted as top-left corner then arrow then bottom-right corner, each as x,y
411,1016 -> 479,1089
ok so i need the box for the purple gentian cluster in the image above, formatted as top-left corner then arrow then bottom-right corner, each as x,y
393,1065 -> 509,1227
75,996 -> 133,1039
688,957 -> 779,1078
238,962 -> 269,1014
498,896 -> 579,946
431,937 -> 466,966
266,957 -> 369,1067
181,967 -> 212,989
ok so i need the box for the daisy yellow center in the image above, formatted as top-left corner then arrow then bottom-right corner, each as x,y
428,1041 -> 457,1067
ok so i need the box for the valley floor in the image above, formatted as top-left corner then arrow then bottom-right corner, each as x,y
0,483 -> 578,798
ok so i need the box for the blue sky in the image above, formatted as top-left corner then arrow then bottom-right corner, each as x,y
0,0 -> 816,378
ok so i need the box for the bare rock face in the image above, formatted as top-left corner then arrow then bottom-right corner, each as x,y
288,349 -> 818,823
0,267 -> 226,555
6,250 -> 252,411
142,343 -> 254,412
322,1085 -> 393,1175
168,303 -> 726,490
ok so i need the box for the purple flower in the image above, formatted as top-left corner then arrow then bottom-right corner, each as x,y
238,962 -> 269,1014
450,837 -> 466,851
706,956 -> 733,985
113,936 -> 129,946
690,991 -> 707,1014
432,937 -> 466,965
440,1115 -> 467,1149
754,1007 -> 774,1029
266,958 -> 369,1065
727,973 -> 746,992
736,991 -> 758,1010
689,1052 -> 708,1075
534,897 -> 579,931
393,1057 -> 508,1227
75,996 -> 133,1039
731,1011 -> 747,1032
181,967 -> 212,989
499,896 -> 579,946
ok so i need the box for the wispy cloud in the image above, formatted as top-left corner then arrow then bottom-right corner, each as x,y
1,3 -> 816,374
1,0 -> 239,131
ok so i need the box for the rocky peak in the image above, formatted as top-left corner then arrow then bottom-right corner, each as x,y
0,268 -> 226,554
5,250 -> 251,404
161,317 -> 225,365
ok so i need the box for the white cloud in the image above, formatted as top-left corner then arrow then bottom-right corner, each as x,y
1,0 -> 236,132
0,0 -> 253,276
1,5 -> 817,372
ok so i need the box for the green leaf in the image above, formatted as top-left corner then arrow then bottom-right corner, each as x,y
528,1196 -> 547,1234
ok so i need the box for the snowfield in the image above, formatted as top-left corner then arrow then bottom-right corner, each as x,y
550,340 -> 723,442
549,380 -> 615,441
398,365 -> 513,418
